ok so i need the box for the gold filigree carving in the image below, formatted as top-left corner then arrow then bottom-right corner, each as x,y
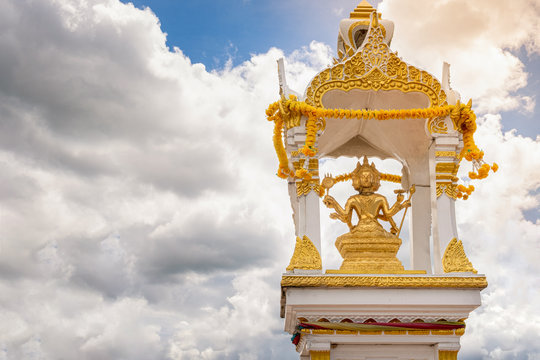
436,183 -> 458,199
428,116 -> 448,134
290,150 -> 300,157
292,159 -> 305,170
331,64 -> 344,80
281,275 -> 487,288
436,162 -> 459,175
346,20 -> 386,53
296,179 -> 320,197
305,18 -> 447,108
348,20 -> 369,45
435,151 -> 457,158
286,235 -> 322,271
428,115 -> 458,134
442,238 -> 477,273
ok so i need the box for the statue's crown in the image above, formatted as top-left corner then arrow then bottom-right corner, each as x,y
352,156 -> 381,191
353,156 -> 380,175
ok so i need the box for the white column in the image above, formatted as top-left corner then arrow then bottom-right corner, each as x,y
409,185 -> 432,273
431,135 -> 461,274
286,120 -> 322,254
406,154 -> 432,273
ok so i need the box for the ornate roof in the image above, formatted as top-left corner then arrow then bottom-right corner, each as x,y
305,13 -> 447,110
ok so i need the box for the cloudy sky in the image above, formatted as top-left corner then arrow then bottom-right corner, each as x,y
0,0 -> 539,359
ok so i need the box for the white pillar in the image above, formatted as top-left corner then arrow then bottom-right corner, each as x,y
406,154 -> 432,273
286,120 -> 322,254
409,185 -> 432,273
431,135 -> 461,274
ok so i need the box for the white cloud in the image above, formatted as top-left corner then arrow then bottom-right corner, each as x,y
379,0 -> 540,114
0,0 -> 538,359
453,115 -> 540,359
0,0 -> 324,358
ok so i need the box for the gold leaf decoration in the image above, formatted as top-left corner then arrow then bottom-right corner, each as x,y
286,235 -> 322,271
305,16 -> 447,109
442,238 -> 477,273
281,274 -> 487,288
436,183 -> 458,199
296,179 -> 321,197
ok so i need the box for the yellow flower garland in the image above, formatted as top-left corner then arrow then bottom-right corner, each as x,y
265,96 -> 496,199
316,171 -> 402,197
457,184 -> 475,200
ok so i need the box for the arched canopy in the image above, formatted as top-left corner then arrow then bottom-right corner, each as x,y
304,17 -> 447,184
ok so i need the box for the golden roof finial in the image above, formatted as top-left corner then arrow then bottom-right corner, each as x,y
350,0 -> 377,19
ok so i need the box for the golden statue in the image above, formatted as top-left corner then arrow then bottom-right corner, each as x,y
322,156 -> 413,273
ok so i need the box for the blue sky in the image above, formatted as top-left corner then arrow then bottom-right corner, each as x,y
122,0 -> 538,138
121,0 -> 380,67
1,1 -> 539,359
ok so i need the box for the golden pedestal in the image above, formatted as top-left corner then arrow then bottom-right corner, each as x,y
328,231 -> 406,274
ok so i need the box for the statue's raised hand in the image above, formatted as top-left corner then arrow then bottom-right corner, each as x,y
323,195 -> 338,209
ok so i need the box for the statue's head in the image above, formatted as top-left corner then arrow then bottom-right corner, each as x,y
352,156 -> 381,193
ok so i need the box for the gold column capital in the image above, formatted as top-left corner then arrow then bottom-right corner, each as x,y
310,350 -> 330,360
439,350 -> 459,360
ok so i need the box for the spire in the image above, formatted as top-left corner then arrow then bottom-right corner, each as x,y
350,0 -> 377,19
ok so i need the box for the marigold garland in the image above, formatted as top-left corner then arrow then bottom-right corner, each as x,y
265,96 -> 497,199
381,173 -> 402,184
330,171 -> 401,184
457,184 -> 475,200
317,171 -> 402,197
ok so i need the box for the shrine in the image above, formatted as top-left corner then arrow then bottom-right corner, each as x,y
265,1 -> 497,359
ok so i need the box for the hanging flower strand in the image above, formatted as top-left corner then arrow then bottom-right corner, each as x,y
265,97 -> 497,198
449,99 -> 498,183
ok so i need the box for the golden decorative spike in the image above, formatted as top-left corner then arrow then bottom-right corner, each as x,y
350,0 -> 377,19
286,235 -> 322,271
442,238 -> 478,273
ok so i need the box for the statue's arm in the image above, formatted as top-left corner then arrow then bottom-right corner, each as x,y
381,194 -> 409,217
377,197 -> 402,231
323,195 -> 349,226
344,198 -> 354,230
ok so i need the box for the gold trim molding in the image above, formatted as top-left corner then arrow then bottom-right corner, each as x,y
436,162 -> 459,175
439,350 -> 459,360
303,328 -> 460,336
281,275 -> 487,288
436,151 -> 457,158
310,351 -> 330,360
